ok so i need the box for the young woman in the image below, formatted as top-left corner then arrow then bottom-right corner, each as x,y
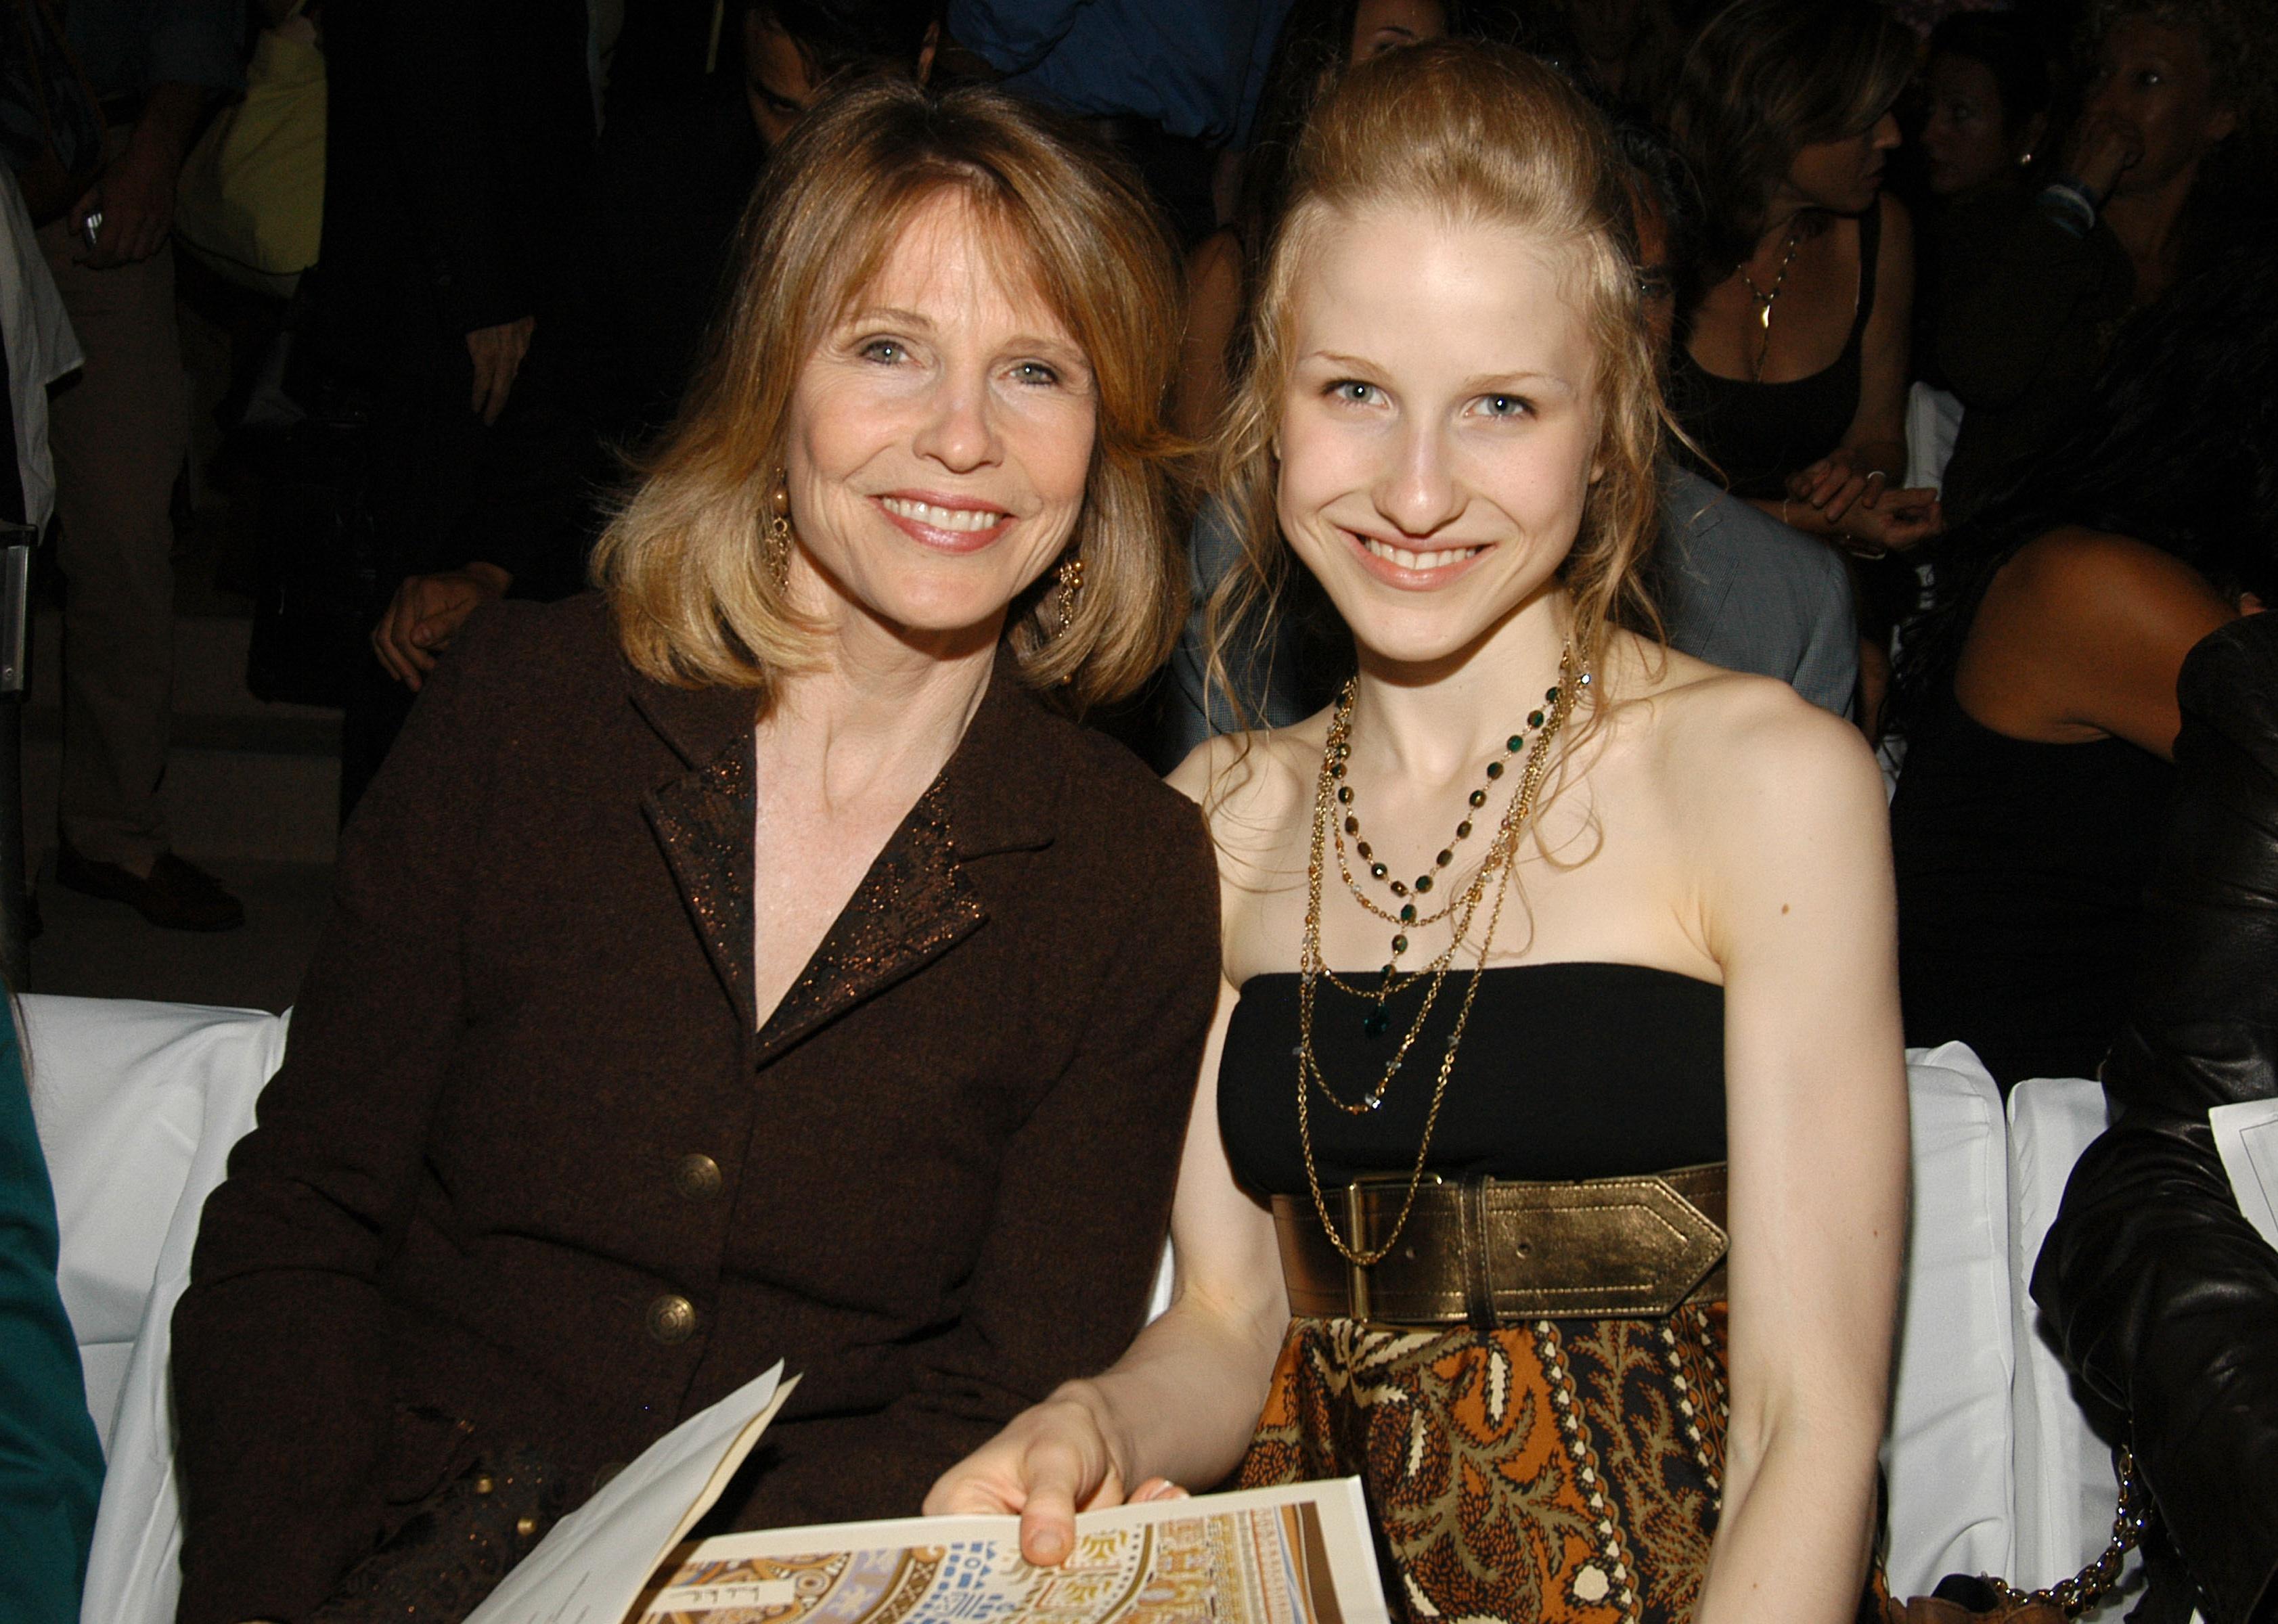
1913,12 -> 2051,396
1919,14 -> 2051,202
170,84 -> 1218,1624
934,43 -> 1906,1624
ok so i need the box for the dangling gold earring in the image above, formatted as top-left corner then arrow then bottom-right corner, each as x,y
1054,552 -> 1086,637
767,470 -> 793,586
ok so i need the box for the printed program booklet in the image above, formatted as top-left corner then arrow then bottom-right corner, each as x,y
633,1479 -> 1386,1624
461,1361 -> 1389,1624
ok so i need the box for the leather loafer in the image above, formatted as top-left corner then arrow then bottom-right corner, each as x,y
56,843 -> 246,932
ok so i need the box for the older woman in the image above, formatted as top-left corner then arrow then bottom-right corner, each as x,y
169,83 -> 1217,1624
937,43 -> 1904,1624
1935,0 -> 2272,519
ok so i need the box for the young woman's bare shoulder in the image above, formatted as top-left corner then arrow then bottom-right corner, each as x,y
1167,717 -> 1331,856
1662,667 -> 1883,842
1605,635 -> 1877,811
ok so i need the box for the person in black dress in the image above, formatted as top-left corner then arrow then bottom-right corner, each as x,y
1890,247 -> 2278,1091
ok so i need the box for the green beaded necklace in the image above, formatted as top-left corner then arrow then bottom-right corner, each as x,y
1328,657 -> 1585,1036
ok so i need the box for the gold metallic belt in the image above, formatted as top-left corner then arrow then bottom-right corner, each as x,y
1270,1163 -> 1729,1326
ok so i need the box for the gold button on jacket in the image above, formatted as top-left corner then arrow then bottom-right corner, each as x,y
646,1294 -> 696,1345
673,1153 -> 723,1201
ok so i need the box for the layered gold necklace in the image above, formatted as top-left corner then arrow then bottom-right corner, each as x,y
1295,643 -> 1588,1266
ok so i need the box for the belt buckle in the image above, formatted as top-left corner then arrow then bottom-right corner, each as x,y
1341,1173 -> 1447,1323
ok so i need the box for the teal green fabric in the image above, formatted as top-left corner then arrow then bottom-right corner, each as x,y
0,1007 -> 104,1624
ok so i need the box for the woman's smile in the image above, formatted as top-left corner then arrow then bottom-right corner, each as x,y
1347,529 -> 1492,584
875,492 -> 1017,551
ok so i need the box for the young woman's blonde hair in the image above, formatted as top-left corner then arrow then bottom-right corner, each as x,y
1207,41 -> 1668,720
593,80 -> 1186,710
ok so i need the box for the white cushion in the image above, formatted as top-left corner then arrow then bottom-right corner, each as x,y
22,995 -> 285,1624
1905,382 -> 1965,493
1885,1042 -> 2018,1596
2005,1077 -> 2121,1593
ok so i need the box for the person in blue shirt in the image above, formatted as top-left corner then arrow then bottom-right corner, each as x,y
0,1002 -> 106,1624
947,0 -> 1298,240
947,0 -> 1293,144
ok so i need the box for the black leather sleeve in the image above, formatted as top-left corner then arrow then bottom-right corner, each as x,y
2033,611 -> 2278,1624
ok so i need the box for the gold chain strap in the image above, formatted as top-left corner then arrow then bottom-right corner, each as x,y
1983,1447 -> 2153,1618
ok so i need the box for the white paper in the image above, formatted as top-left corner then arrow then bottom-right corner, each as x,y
464,1363 -> 797,1624
633,1478 -> 1389,1624
2210,1098 -> 2278,1250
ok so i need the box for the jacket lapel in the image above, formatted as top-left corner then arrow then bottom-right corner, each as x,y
633,652 -> 1062,1064
752,777 -> 986,1064
634,681 -> 763,1036
753,654 -> 1061,1063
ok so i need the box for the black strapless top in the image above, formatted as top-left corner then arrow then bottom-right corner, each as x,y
1670,204 -> 1883,501
1218,964 -> 1726,1195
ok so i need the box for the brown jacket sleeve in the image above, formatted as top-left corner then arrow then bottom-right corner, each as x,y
171,609 -> 522,1624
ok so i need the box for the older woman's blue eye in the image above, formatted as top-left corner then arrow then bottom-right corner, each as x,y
861,339 -> 905,363
1014,361 -> 1060,386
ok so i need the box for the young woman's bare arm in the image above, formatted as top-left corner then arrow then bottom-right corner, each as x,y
1687,690 -> 1908,1624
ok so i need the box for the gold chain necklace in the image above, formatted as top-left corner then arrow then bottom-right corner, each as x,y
1740,229 -> 1801,381
1295,647 -> 1588,1267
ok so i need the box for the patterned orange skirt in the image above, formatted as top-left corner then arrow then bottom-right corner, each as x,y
1236,1306 -> 1729,1624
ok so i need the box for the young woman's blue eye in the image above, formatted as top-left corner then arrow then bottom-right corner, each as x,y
1331,380 -> 1380,405
1481,394 -> 1529,419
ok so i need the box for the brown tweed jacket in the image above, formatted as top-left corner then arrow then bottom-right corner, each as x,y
169,595 -> 1220,1624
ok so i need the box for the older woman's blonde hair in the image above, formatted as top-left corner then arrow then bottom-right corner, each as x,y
1208,41 -> 1667,714
593,81 -> 1186,709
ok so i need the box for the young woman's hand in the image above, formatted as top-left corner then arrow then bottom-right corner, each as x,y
924,1381 -> 1136,1565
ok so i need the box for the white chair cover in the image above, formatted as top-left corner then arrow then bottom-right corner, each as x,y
20,998 -> 2165,1624
2006,1077 -> 2126,1595
1904,382 -> 1965,494
1885,1042 -> 2018,1596
23,995 -> 286,1624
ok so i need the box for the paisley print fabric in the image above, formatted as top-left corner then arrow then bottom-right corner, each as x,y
1236,1307 -> 1729,1624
